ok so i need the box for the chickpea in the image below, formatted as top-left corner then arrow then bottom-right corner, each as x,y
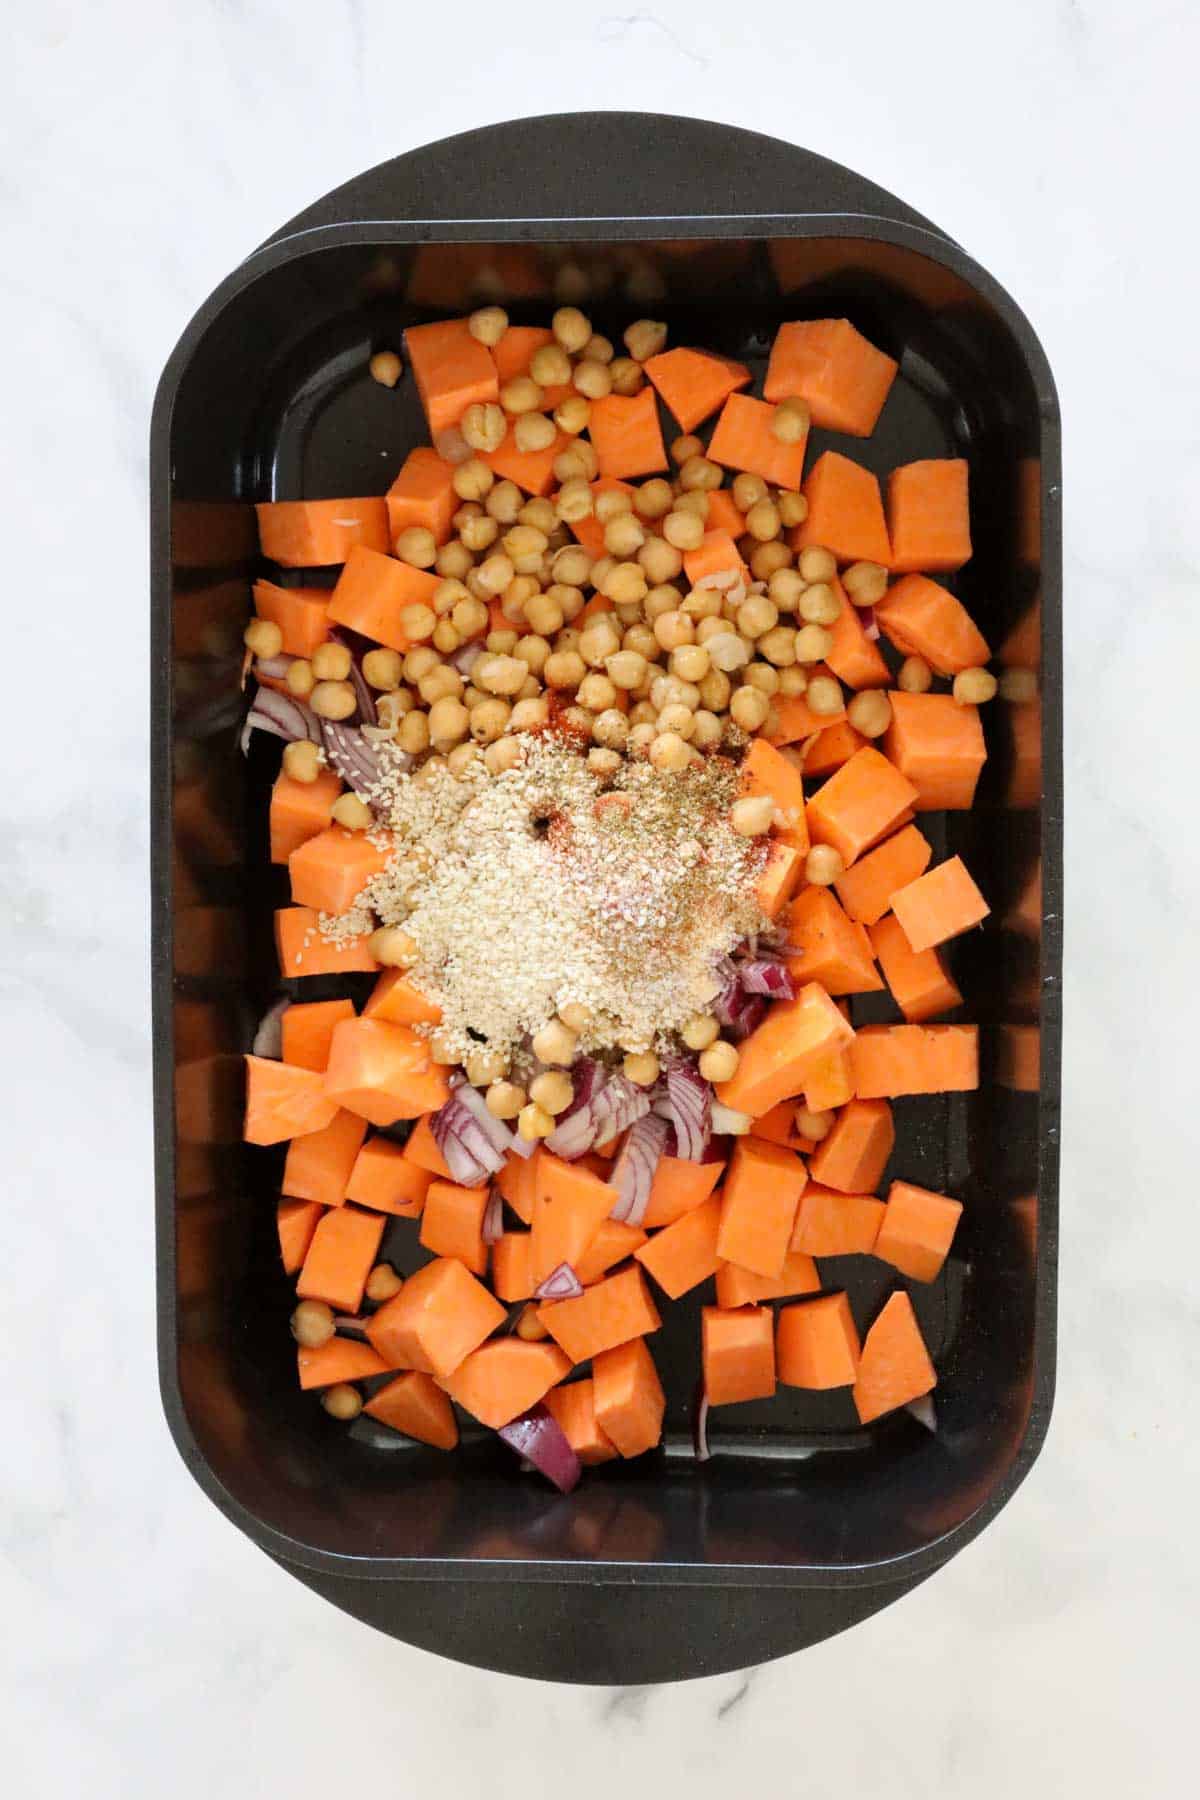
281,740 -> 322,785
322,1383 -> 363,1421
777,491 -> 807,529
366,927 -> 416,971
555,393 -> 592,436
628,701 -> 656,728
393,709 -> 428,754
553,546 -> 594,589
486,629 -> 519,657
573,358 -> 612,399
730,685 -> 769,732
484,735 -> 522,775
426,696 -> 469,746
798,582 -> 842,626
682,587 -> 722,623
627,721 -> 656,751
619,1050 -> 658,1089
670,643 -> 711,683
482,1079 -> 525,1122
431,619 -> 462,655
668,433 -> 702,465
698,667 -> 731,712
751,541 -> 792,581
361,1263 -> 404,1307
553,444 -> 594,486
369,347 -> 404,387
653,609 -> 694,652
678,1013 -> 718,1053
309,680 -> 356,721
757,625 -> 798,668
745,498 -> 782,542
898,655 -> 934,694
954,666 -> 998,705
329,793 -> 371,832
601,561 -> 648,605
745,662 -> 780,697
772,396 -> 811,443
290,1296 -> 336,1348
688,709 -> 721,749
767,569 -> 805,615
515,1304 -> 549,1342
541,649 -> 583,690
450,743 -> 482,777
530,343 -> 572,387
512,635 -> 550,677
656,702 -> 695,741
306,641 -> 349,684
475,654 -> 528,697
532,1018 -> 578,1066
651,673 -> 700,712
419,665 -> 463,705
588,745 -> 623,777
451,458 -> 493,504
468,305 -> 508,346
554,307 -> 590,352
432,578 -> 469,618
556,478 -> 594,524
459,515 -> 500,556
663,510 -> 705,551
460,402 -> 507,452
504,524 -> 549,566
530,1070 -> 574,1115
649,730 -> 690,773
375,689 -> 415,730
797,546 -> 837,584
679,455 -> 722,493
359,648 -> 401,692
737,594 -> 778,639
847,690 -> 893,738
582,332 -> 615,364
485,480 -> 523,525
604,649 -> 648,691
285,658 -> 315,699
705,631 -> 752,674
575,672 -> 615,713
466,697 -> 510,744
731,794 -> 775,836
698,1040 -> 740,1083
795,1106 -> 834,1142
628,479 -> 669,523
695,613 -> 730,644
510,695 -> 550,731
805,844 -> 845,886
623,318 -> 668,361
604,512 -> 646,558
778,665 -> 808,697
518,594 -> 559,638
500,375 -> 544,416
472,553 -> 512,598
558,1001 -> 595,1033
806,674 -> 843,716
794,623 -> 834,663
514,411 -> 556,454
841,560 -> 887,605
436,539 -> 473,580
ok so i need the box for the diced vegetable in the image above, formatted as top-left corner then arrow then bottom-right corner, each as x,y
642,1155 -> 723,1229
297,1337 -> 391,1390
269,769 -> 343,865
275,906 -> 379,978
587,388 -> 667,479
281,999 -> 356,1072
702,1305 -> 777,1405
323,1017 -> 451,1126
806,746 -> 919,867
537,1265 -> 661,1363
544,1379 -> 619,1464
869,914 -> 963,1022
296,1205 -> 386,1313
277,1198 -> 323,1274
243,1055 -> 339,1145
789,452 -> 891,566
445,1338 -> 572,1429
713,982 -> 854,1118
385,447 -> 458,547
365,1371 -> 460,1449
833,824 -> 932,926
715,1138 -> 808,1278
785,887 -> 884,995
890,855 -> 990,954
288,827 -> 394,917
362,968 -> 443,1028
708,392 -> 808,488
418,1178 -> 492,1274
776,1293 -> 861,1389
851,1024 -> 979,1098
789,1185 -> 885,1256
404,318 -> 499,435
873,1180 -> 963,1282
853,1292 -> 936,1423
634,1195 -> 723,1299
883,692 -> 987,811
764,319 -> 897,437
886,459 -> 972,574
875,572 -> 989,673
255,498 -> 389,566
592,1337 -> 666,1457
808,1097 -> 895,1194
824,578 -> 891,689
643,346 -> 751,432
345,1135 -> 433,1216
366,1256 -> 506,1379
253,579 -> 332,658
282,1108 -> 368,1208
530,1153 -> 618,1287
714,1250 -> 819,1309
327,544 -> 441,651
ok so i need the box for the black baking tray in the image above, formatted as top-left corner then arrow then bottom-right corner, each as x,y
151,113 -> 1061,1683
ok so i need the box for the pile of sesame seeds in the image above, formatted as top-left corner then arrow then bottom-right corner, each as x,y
324,734 -> 769,1063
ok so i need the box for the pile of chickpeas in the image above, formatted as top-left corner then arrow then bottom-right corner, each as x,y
246,304 -> 999,1140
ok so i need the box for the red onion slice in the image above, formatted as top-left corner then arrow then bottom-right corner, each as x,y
452,640 -> 485,676
533,1262 -> 583,1301
860,604 -> 880,640
592,1073 -> 654,1145
544,1058 -> 609,1159
240,688 -> 320,754
253,653 -> 296,680
663,1059 -> 713,1162
317,720 -> 383,795
693,1383 -> 711,1462
710,1100 -> 753,1136
609,1113 -> 669,1225
332,1315 -> 370,1338
430,1091 -> 508,1186
905,1394 -> 938,1432
498,1404 -> 582,1494
738,959 -> 795,999
251,995 -> 289,1059
482,1190 -> 503,1245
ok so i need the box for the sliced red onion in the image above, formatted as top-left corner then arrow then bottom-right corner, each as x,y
710,1100 -> 754,1136
251,996 -> 289,1059
452,640 -> 485,676
662,1059 -> 713,1162
905,1394 -> 938,1432
253,653 -> 296,680
317,719 -> 383,794
739,959 -> 795,999
332,1315 -> 369,1338
592,1073 -> 653,1145
239,688 -> 320,754
713,975 -> 768,1043
533,1262 -> 584,1301
339,646 -> 378,727
498,1404 -> 581,1494
693,1383 -> 711,1462
481,1189 -> 504,1245
860,604 -> 880,640
433,425 -> 473,465
430,1088 -> 509,1186
545,1058 -> 609,1159
609,1113 -> 669,1225
454,1078 -> 529,1160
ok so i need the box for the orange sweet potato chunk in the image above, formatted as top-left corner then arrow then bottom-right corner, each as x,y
253,579 -> 332,658
869,913 -> 963,1023
365,1371 -> 460,1449
366,1256 -> 506,1379
890,856 -> 990,953
288,827 -> 394,917
714,1250 -> 820,1309
327,545 -> 441,652
851,1024 -> 978,1098
708,392 -> 807,488
544,1378 -> 618,1464
789,1185 -> 885,1256
875,573 -> 989,674
386,447 -> 458,547
404,318 -> 499,435
634,1195 -> 723,1299
874,1180 -> 963,1282
323,1017 -> 451,1126
592,1337 -> 666,1457
777,1293 -> 861,1389
806,746 -> 919,867
537,1265 -> 661,1364
642,1155 -> 723,1229
281,999 -> 356,1073
345,1135 -> 432,1217
716,1138 -> 808,1278
295,1205 -> 386,1313
587,388 -> 667,480
269,770 -> 342,865
282,1108 -> 368,1208
853,1292 -> 936,1423
808,1097 -> 894,1194
256,499 -> 389,567
833,824 -> 933,926
886,460 -> 972,574
764,319 -> 898,436
883,692 -> 986,811
419,1179 -> 491,1275
445,1339 -> 572,1429
702,1305 -> 776,1405
790,452 -> 891,566
785,886 -> 884,995
644,346 -> 751,433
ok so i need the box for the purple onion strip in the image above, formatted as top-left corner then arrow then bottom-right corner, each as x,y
498,1404 -> 581,1494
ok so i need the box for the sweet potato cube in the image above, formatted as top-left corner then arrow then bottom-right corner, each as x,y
366,1256 -> 506,1379
874,1180 -> 963,1282
777,1293 -> 861,1389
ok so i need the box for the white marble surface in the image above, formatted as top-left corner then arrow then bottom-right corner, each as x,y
3,0 -> 1197,1793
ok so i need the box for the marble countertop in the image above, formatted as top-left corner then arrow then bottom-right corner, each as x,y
4,1 -> 1195,1794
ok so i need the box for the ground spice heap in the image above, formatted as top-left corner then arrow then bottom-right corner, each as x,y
324,735 -> 768,1062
